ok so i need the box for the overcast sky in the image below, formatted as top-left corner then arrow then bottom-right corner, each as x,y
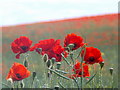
0,0 -> 118,26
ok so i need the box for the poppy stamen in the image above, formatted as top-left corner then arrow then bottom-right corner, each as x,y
21,46 -> 28,51
89,57 -> 95,62
16,73 -> 21,78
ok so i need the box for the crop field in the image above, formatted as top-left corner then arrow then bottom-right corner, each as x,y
1,13 -> 118,89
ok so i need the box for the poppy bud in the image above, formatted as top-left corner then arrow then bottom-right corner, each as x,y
109,68 -> 113,75
51,57 -> 56,64
54,85 -> 59,90
68,44 -> 75,50
46,60 -> 51,68
23,59 -> 29,68
43,54 -> 48,63
32,72 -> 36,81
56,62 -> 61,69
100,62 -> 104,69
7,78 -> 13,84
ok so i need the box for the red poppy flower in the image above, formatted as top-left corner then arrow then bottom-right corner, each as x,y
6,62 -> 30,81
69,61 -> 90,79
81,47 -> 104,64
64,33 -> 84,50
30,39 -> 67,62
11,36 -> 32,59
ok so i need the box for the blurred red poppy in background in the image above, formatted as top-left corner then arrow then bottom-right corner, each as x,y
81,47 -> 104,64
30,39 -> 67,62
6,62 -> 30,81
11,36 -> 32,59
69,61 -> 90,79
64,33 -> 84,50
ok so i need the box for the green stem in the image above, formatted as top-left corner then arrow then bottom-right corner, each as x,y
111,74 -> 114,88
58,81 -> 66,89
61,53 -> 71,66
73,78 -> 80,89
75,47 -> 84,59
80,47 -> 86,88
99,68 -> 103,88
2,82 -> 11,88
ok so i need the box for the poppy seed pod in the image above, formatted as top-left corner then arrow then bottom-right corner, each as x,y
109,68 -> 113,75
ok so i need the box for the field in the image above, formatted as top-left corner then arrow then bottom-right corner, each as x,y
1,13 -> 118,88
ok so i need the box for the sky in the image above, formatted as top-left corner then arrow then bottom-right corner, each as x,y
0,0 -> 119,26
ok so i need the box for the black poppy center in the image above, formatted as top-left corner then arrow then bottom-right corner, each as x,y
21,46 -> 28,51
78,72 -> 82,75
56,54 -> 60,57
89,57 -> 95,62
16,73 -> 21,78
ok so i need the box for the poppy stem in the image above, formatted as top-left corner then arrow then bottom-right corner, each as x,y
99,67 -> 103,88
1,82 -> 10,88
75,48 -> 83,59
92,65 -> 95,88
75,44 -> 86,60
73,78 -> 80,89
80,46 -> 86,88
61,53 -> 71,66
70,52 -> 75,65
58,81 -> 66,89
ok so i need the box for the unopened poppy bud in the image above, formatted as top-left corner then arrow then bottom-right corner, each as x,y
7,78 -> 13,84
68,44 -> 75,50
100,62 -> 104,69
56,62 -> 61,69
109,68 -> 113,75
23,59 -> 29,68
33,72 -> 36,80
43,54 -> 48,63
46,60 -> 51,68
20,80 -> 24,88
51,57 -> 56,64
54,85 -> 59,90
